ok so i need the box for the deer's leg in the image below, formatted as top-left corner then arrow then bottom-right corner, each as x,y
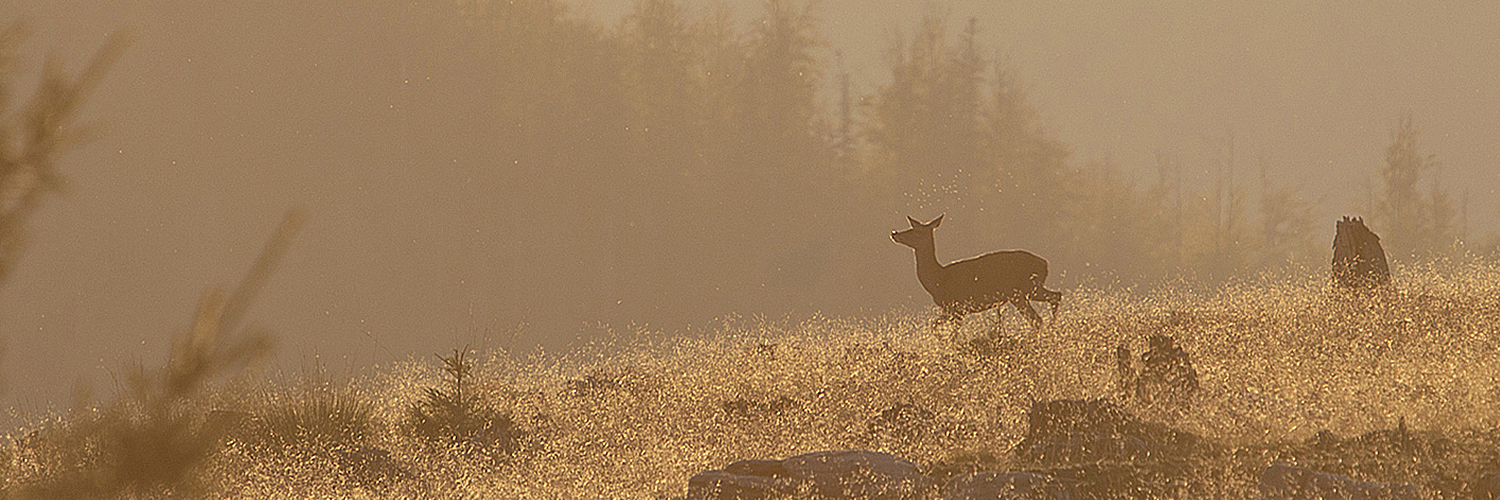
1012,298 -> 1044,331
988,307 -> 1005,340
1029,288 -> 1063,325
1043,289 -> 1062,324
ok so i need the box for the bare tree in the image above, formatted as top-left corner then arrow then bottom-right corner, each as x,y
1257,156 -> 1317,268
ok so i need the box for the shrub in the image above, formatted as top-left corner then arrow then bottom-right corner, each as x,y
5,212 -> 298,498
404,348 -> 525,462
240,389 -> 376,456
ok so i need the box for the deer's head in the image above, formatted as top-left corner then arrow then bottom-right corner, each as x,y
891,214 -> 943,249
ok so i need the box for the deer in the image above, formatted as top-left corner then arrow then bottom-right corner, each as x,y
891,214 -> 1061,337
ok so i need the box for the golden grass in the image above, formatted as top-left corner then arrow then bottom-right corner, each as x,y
7,258 -> 1500,498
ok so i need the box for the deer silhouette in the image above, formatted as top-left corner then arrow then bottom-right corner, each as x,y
891,214 -> 1061,335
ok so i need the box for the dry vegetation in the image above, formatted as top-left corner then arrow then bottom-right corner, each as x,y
3,259 -> 1498,498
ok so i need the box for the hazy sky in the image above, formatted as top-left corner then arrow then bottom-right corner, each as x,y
2,0 -> 1497,415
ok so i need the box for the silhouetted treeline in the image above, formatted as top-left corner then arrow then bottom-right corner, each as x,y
332,0 -> 1467,340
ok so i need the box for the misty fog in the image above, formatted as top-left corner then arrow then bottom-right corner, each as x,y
2,0 -> 1498,419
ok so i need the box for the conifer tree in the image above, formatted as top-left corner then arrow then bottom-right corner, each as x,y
0,24 -> 123,288
1377,113 -> 1452,258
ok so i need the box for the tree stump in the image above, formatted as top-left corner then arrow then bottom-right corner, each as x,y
1332,216 -> 1391,290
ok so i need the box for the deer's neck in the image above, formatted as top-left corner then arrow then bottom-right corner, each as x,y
912,242 -> 944,291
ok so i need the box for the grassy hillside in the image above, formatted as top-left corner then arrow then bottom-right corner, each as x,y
5,260 -> 1500,498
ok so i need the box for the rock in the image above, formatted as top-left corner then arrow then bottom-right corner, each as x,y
784,450 -> 932,499
1332,216 -> 1391,290
1022,399 -> 1133,438
1008,399 -> 1211,497
688,450 -> 932,500
1136,334 -> 1198,404
1013,399 -> 1206,467
1258,463 -> 1419,500
943,471 -> 1081,500
687,469 -> 796,499
1287,420 -> 1492,497
1116,335 -> 1199,409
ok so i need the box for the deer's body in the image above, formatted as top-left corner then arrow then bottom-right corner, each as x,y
892,215 -> 1061,332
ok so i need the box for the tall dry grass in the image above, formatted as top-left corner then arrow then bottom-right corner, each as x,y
6,257 -> 1500,498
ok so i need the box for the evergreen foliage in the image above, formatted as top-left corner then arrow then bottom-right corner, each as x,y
0,24 -> 125,288
404,347 -> 523,460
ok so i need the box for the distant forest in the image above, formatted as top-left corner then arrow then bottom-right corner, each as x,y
401,0 -> 1469,328
4,0 -> 1470,337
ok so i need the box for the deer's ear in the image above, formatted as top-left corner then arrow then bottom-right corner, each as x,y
907,216 -> 920,228
929,214 -> 944,228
